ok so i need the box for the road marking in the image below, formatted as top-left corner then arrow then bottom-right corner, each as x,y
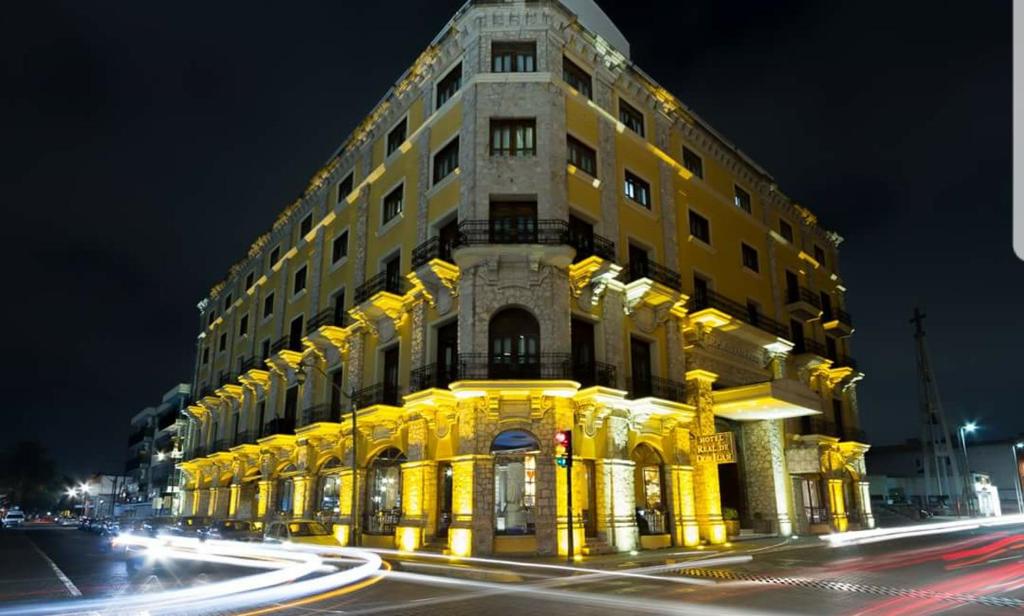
28,539 -> 81,597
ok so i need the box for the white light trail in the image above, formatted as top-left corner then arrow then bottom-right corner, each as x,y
822,514 -> 1024,547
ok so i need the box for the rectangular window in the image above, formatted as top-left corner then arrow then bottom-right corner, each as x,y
293,265 -> 307,295
734,185 -> 752,214
682,146 -> 703,179
567,135 -> 597,177
741,243 -> 760,272
386,118 -> 407,156
332,230 -> 349,264
382,184 -> 404,224
562,56 -> 592,99
490,119 -> 536,156
814,244 -> 827,268
224,293 -> 233,310
288,316 -> 304,352
203,347 -> 210,365
619,100 -> 645,137
689,210 -> 710,244
245,272 -> 255,290
239,314 -> 249,337
624,170 -> 651,208
269,245 -> 280,265
218,333 -> 227,352
208,312 -> 216,327
299,213 -> 312,237
263,292 -> 275,319
261,339 -> 271,361
337,173 -> 353,203
492,41 -> 536,73
779,219 -> 794,243
436,63 -> 462,109
433,138 -> 460,184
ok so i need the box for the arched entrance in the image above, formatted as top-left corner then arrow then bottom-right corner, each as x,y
316,456 -> 343,525
492,430 -> 539,535
275,463 -> 297,517
632,444 -> 667,536
488,307 -> 540,379
364,448 -> 405,536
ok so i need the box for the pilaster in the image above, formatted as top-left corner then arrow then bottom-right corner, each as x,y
685,369 -> 726,544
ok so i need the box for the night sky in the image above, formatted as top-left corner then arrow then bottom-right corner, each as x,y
1,1 -> 1012,477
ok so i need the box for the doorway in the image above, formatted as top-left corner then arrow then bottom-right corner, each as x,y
437,462 -> 453,539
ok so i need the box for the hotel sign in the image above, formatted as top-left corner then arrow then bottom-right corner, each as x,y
694,432 -> 736,464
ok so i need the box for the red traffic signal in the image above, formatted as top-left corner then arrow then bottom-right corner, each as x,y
554,430 -> 572,468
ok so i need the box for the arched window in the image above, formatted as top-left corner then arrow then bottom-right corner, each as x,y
492,430 -> 539,535
275,464 -> 297,516
488,307 -> 540,379
364,448 -> 406,535
632,444 -> 666,535
317,457 -> 343,520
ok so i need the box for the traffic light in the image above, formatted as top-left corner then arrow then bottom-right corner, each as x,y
554,429 -> 572,468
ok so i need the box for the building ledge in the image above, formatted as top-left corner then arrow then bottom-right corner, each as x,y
453,244 -> 576,271
712,378 -> 822,421
623,278 -> 688,316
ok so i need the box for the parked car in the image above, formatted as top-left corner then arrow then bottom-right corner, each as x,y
263,520 -> 339,546
2,510 -> 25,528
58,516 -> 79,527
170,516 -> 213,538
199,520 -> 263,542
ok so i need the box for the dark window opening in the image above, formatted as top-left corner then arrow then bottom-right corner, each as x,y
490,119 -> 536,156
562,56 -> 592,98
492,41 -> 536,73
386,118 -> 407,156
619,100 -> 645,136
567,135 -> 597,176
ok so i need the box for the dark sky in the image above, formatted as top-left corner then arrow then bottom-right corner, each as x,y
1,1 -> 1013,477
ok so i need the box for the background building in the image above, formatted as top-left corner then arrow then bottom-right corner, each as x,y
124,384 -> 190,517
178,0 -> 871,555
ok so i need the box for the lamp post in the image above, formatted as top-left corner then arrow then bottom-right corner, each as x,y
296,356 -> 359,546
959,422 -> 977,516
1012,442 -> 1024,515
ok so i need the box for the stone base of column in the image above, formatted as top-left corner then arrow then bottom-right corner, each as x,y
697,514 -> 727,545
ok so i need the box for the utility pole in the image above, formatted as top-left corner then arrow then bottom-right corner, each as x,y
911,308 -> 964,515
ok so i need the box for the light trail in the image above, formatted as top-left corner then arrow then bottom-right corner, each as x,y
0,534 -> 383,616
822,513 -> 1024,547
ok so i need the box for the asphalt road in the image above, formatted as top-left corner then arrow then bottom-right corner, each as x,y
4,523 -> 1024,615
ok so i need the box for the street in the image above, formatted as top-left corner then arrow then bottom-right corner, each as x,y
3,521 -> 1024,615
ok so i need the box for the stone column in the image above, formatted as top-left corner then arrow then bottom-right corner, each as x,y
291,474 -> 312,518
228,483 -> 241,518
668,465 -> 700,547
210,486 -> 230,518
685,369 -> 726,544
448,454 -> 490,556
334,468 -> 354,546
740,420 -> 794,536
397,460 -> 436,552
181,489 -> 195,516
594,413 -> 638,552
858,481 -> 875,529
555,457 -> 585,557
826,478 -> 848,532
790,475 -> 809,535
257,479 -> 274,521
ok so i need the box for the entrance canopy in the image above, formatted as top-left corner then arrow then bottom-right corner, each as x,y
712,378 -> 822,421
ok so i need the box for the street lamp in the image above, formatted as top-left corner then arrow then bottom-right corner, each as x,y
959,422 -> 978,515
1012,442 -> 1024,514
296,356 -> 360,546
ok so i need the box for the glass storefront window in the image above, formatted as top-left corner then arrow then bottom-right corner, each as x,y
492,430 -> 539,535
632,444 -> 666,535
364,448 -> 405,535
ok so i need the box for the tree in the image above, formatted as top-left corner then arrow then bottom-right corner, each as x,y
0,441 -> 59,512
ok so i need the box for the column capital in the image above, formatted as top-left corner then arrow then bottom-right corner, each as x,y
684,369 -> 718,384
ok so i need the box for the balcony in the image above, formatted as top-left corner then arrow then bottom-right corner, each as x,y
307,307 -> 352,333
262,416 -> 296,437
212,438 -> 232,453
412,237 -> 456,268
454,219 -> 570,247
301,403 -> 342,426
831,355 -> 858,371
232,430 -> 257,446
843,426 -> 868,443
688,290 -> 791,345
157,410 -> 178,431
217,370 -> 235,387
127,428 -> 148,447
568,231 -> 616,263
458,353 -> 572,381
713,378 -> 823,421
354,271 -> 408,304
626,375 -> 686,403
623,260 -> 682,292
795,338 -> 828,358
824,308 -> 854,337
571,361 -> 618,389
239,356 -> 257,373
786,286 -> 822,322
800,416 -> 838,437
353,383 -> 402,408
409,362 -> 460,392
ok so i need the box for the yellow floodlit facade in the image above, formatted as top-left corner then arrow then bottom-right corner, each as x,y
176,0 -> 873,556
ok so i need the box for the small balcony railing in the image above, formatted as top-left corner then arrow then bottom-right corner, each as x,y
233,430 -> 256,446
217,371 -> 235,387
787,286 -> 822,308
197,384 -> 213,399
301,403 -> 341,426
571,361 -> 617,389
127,429 -> 148,446
623,260 -> 683,292
353,382 -> 402,408
458,353 -> 572,380
412,236 -> 456,268
627,375 -> 687,402
409,362 -> 460,392
795,338 -> 828,357
569,231 -> 616,263
354,271 -> 408,304
689,290 -> 790,339
454,219 -> 570,247
239,356 -> 256,373
801,417 -> 838,437
307,308 -> 352,333
832,355 -> 858,370
834,308 -> 853,327
263,416 -> 296,437
843,427 -> 868,442
270,336 -> 289,354
212,438 -> 232,453
636,508 -> 667,535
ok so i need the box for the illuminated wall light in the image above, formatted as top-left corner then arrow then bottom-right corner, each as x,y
448,528 -> 472,557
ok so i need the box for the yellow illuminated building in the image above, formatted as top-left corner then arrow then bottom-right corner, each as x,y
176,0 -> 873,556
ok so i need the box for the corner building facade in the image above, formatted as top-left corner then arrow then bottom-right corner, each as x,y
177,0 -> 874,556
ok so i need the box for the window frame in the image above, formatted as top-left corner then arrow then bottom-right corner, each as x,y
269,245 -> 281,267
566,134 -> 597,177
779,219 -> 794,243
331,228 -> 349,265
562,56 -> 592,99
491,41 -> 537,73
688,209 -> 711,245
292,264 -> 308,296
238,313 -> 249,337
382,182 -> 405,226
385,117 -> 407,157
734,185 -> 752,214
245,271 -> 255,290
337,172 -> 354,204
299,213 -> 313,238
741,242 -> 760,273
619,99 -> 645,137
432,136 -> 460,185
435,62 -> 463,109
814,244 -> 827,268
624,169 -> 652,209
682,146 -> 704,179
262,292 -> 275,321
489,118 -> 537,156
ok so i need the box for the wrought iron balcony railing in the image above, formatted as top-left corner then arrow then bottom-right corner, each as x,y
833,308 -> 853,327
843,427 -> 868,442
571,361 -> 618,389
301,403 -> 341,426
270,336 -> 289,355
263,416 -> 295,437
239,356 -> 256,373
795,338 -> 828,357
412,236 -> 457,268
233,430 -> 256,446
801,417 -> 838,437
307,307 -> 352,333
354,271 -> 408,304
409,362 -> 460,392
688,290 -> 790,339
627,375 -> 687,402
457,353 -> 572,380
786,286 -> 822,308
453,219 -> 570,247
622,260 -> 683,293
212,438 -> 232,453
353,383 -> 402,408
832,355 -> 858,370
569,231 -> 616,263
